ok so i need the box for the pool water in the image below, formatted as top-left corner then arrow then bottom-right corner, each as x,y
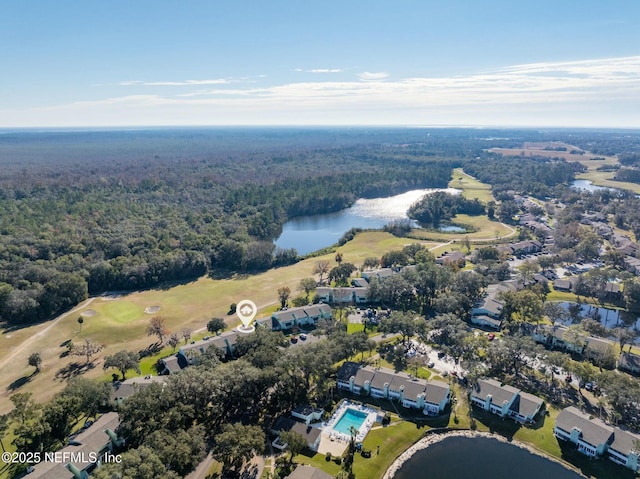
333,408 -> 367,435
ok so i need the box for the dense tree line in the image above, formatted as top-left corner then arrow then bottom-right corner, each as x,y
407,191 -> 485,227
463,157 -> 583,199
0,130 -> 459,326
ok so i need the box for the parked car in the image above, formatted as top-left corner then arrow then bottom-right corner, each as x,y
487,333 -> 495,341
565,375 -> 573,383
427,361 -> 435,368
299,333 -> 307,341
290,336 -> 298,344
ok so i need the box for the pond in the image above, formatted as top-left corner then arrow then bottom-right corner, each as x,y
570,179 -> 618,193
274,188 -> 460,255
555,301 -> 640,338
393,436 -> 583,479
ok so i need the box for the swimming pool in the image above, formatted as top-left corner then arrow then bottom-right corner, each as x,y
333,408 -> 368,436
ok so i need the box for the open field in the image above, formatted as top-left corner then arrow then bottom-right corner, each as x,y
409,214 -> 515,242
0,231 -> 438,411
449,167 -> 495,203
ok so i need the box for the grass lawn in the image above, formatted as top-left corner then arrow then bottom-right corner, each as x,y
409,214 -> 515,242
295,451 -> 343,476
449,168 -> 495,203
347,323 -> 365,334
0,231 -> 439,411
353,421 -> 428,479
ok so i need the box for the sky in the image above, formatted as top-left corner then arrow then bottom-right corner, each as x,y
1,1 -> 639,128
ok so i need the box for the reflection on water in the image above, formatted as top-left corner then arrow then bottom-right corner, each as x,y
274,188 -> 460,255
394,436 -> 583,479
570,179 -> 617,192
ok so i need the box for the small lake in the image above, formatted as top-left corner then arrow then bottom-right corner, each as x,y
393,436 -> 583,479
274,188 -> 460,255
570,179 -> 618,193
556,301 -> 640,339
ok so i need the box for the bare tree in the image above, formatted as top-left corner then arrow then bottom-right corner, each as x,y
182,327 -> 192,344
168,333 -> 181,352
313,260 -> 330,285
147,317 -> 169,344
73,338 -> 104,364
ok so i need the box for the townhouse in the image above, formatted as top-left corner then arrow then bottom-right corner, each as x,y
554,406 -> 639,472
469,378 -> 544,424
336,362 -> 450,415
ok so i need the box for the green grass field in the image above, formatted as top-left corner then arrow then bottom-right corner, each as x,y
449,167 -> 495,203
0,231 -> 438,410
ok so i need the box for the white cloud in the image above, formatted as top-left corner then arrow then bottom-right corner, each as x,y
4,56 -> 640,127
117,79 -> 231,86
295,68 -> 343,73
358,71 -> 389,81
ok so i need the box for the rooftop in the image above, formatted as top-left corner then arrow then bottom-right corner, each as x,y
556,406 -> 613,447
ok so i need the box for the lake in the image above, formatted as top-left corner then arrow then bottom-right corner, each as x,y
556,301 -> 640,339
393,436 -> 583,479
274,188 -> 460,255
570,179 -> 618,192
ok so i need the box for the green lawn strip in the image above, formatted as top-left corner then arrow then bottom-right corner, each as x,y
449,167 -> 495,203
408,215 -> 513,242
294,451 -> 342,476
353,421 -> 427,479
347,323 -> 365,334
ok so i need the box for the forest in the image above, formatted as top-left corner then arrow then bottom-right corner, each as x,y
0,127 -> 638,326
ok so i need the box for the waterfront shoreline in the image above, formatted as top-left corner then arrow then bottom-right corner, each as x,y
383,429 -> 586,479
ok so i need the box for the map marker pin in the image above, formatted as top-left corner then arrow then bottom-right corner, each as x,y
236,299 -> 257,333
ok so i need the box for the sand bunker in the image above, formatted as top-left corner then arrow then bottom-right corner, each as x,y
81,309 -> 97,317
144,306 -> 161,314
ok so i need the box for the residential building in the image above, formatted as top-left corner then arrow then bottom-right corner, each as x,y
554,406 -> 640,471
470,281 -> 521,331
553,278 -> 573,292
470,378 -> 544,424
271,304 -> 332,331
336,363 -> 450,415
554,406 -> 613,457
435,251 -> 466,267
160,331 -> 239,374
29,412 -> 122,479
509,240 -> 543,257
285,465 -> 333,479
270,416 -> 322,452
619,351 -> 640,375
533,325 -> 616,360
361,268 -> 394,281
291,405 -> 324,425
316,286 -> 368,304
110,375 -> 165,406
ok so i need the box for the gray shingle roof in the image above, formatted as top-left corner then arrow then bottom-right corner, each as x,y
556,406 -> 613,448
423,380 -> 450,405
611,427 -> 640,456
509,391 -> 544,418
471,379 -> 519,406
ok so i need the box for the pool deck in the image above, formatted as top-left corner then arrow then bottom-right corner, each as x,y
318,400 -> 379,455
317,429 -> 349,456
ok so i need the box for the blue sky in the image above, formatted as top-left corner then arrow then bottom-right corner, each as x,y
1,1 -> 639,127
